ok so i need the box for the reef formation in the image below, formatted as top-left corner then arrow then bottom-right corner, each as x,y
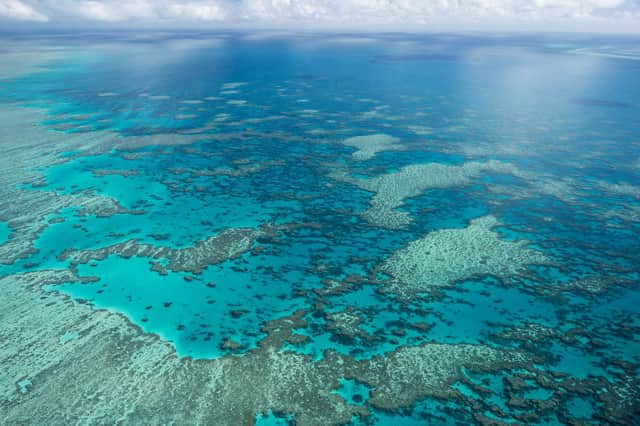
1,34 -> 639,425
378,215 -> 549,299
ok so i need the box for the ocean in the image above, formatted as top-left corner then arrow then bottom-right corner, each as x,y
0,31 -> 639,424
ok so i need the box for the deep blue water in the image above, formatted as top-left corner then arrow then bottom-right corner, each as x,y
1,31 -> 639,423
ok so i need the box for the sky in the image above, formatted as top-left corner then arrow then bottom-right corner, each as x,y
1,0 -> 640,33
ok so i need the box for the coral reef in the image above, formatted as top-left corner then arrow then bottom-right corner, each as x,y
331,160 -> 530,228
348,343 -> 531,410
341,134 -> 401,161
59,224 -> 283,274
0,270 -> 535,425
596,180 -> 640,199
0,106 -> 214,264
326,308 -> 372,341
378,216 -> 549,299
0,50 -> 64,80
1,38 -> 639,425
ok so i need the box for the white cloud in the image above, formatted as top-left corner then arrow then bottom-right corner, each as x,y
0,0 -> 639,30
0,0 -> 48,21
74,1 -> 122,21
165,2 -> 228,21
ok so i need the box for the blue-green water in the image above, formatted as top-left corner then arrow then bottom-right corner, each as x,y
1,32 -> 639,423
0,222 -> 9,245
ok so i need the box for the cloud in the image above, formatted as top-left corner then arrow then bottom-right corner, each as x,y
165,2 -> 228,21
74,1 -> 122,21
66,1 -> 228,22
0,0 -> 639,30
0,0 -> 48,21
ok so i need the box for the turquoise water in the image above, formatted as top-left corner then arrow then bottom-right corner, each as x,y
0,222 -> 9,244
1,32 -> 639,423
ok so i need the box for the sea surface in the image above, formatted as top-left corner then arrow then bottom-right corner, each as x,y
0,31 -> 639,424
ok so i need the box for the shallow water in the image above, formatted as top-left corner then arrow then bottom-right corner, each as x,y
0,31 -> 639,424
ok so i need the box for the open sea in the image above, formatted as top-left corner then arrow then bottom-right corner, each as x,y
0,31 -> 639,424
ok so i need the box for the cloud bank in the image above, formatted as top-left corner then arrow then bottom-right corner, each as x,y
1,0 -> 639,31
